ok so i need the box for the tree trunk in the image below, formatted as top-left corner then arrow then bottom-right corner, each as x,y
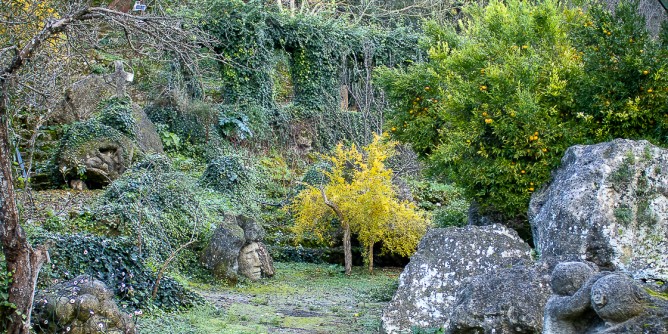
1,79 -> 50,333
342,223 -> 352,275
367,242 -> 374,274
320,188 -> 352,275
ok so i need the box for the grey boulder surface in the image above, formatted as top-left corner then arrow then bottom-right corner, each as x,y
380,225 -> 533,333
529,139 -> 668,280
445,262 -> 552,333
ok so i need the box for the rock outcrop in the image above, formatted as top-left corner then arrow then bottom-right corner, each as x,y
384,139 -> 668,334
132,105 -> 164,155
202,215 -> 275,281
32,276 -> 136,334
381,225 -> 532,333
529,139 -> 668,280
54,75 -> 115,123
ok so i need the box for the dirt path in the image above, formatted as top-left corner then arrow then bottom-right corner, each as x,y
191,262 -> 401,334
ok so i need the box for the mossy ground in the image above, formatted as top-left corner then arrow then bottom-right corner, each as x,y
140,262 -> 401,333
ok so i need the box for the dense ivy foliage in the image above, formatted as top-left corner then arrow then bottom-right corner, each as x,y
145,100 -> 211,147
30,232 -> 201,311
200,155 -> 250,194
378,0 -> 668,224
0,252 -> 14,328
94,156 -> 221,267
98,97 -> 137,139
204,0 -> 423,109
199,0 -> 425,150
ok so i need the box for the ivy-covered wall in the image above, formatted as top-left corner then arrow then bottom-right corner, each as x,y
203,0 -> 425,148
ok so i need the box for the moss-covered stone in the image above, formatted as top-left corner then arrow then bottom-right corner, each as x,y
55,119 -> 138,188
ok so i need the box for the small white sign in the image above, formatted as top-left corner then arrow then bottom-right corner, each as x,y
133,1 -> 147,11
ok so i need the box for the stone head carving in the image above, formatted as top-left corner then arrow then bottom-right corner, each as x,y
590,274 -> 647,324
550,262 -> 595,296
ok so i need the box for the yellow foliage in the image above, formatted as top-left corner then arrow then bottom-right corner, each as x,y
290,134 -> 431,269
1,0 -> 60,48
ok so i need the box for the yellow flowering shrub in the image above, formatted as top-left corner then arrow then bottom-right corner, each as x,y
0,0 -> 58,46
290,134 -> 430,272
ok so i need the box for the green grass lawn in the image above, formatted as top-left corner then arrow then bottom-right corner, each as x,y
139,262 -> 401,333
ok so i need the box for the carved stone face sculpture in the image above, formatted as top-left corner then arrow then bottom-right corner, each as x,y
238,243 -> 263,281
590,274 -> 646,324
550,262 -> 595,296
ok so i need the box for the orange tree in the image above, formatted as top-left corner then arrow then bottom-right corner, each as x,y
376,0 -> 667,233
289,134 -> 430,274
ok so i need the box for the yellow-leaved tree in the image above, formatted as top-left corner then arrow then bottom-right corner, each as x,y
290,134 -> 430,274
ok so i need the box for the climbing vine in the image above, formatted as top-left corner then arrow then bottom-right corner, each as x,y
203,0 -> 424,148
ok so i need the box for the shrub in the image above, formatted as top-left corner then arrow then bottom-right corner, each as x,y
409,180 -> 468,228
95,156 -> 222,267
30,232 -> 201,311
289,135 -> 431,272
98,97 -> 137,139
378,0 -> 667,225
378,0 -> 582,222
570,0 -> 668,143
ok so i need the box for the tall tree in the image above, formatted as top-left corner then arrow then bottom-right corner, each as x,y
0,2 -> 216,332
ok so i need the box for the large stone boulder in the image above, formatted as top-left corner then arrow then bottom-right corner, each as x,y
444,263 -> 552,333
32,276 -> 136,334
54,75 -> 115,123
201,215 -> 274,281
529,139 -> 668,280
56,97 -> 164,189
381,225 -> 533,333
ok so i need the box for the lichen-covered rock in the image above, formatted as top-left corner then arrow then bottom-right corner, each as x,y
55,97 -> 164,189
380,225 -> 533,333
202,215 -> 273,281
54,75 -> 115,123
238,242 -> 275,281
237,215 -> 265,242
529,139 -> 668,280
444,263 -> 552,334
201,217 -> 246,281
543,262 -> 605,334
33,276 -> 136,334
